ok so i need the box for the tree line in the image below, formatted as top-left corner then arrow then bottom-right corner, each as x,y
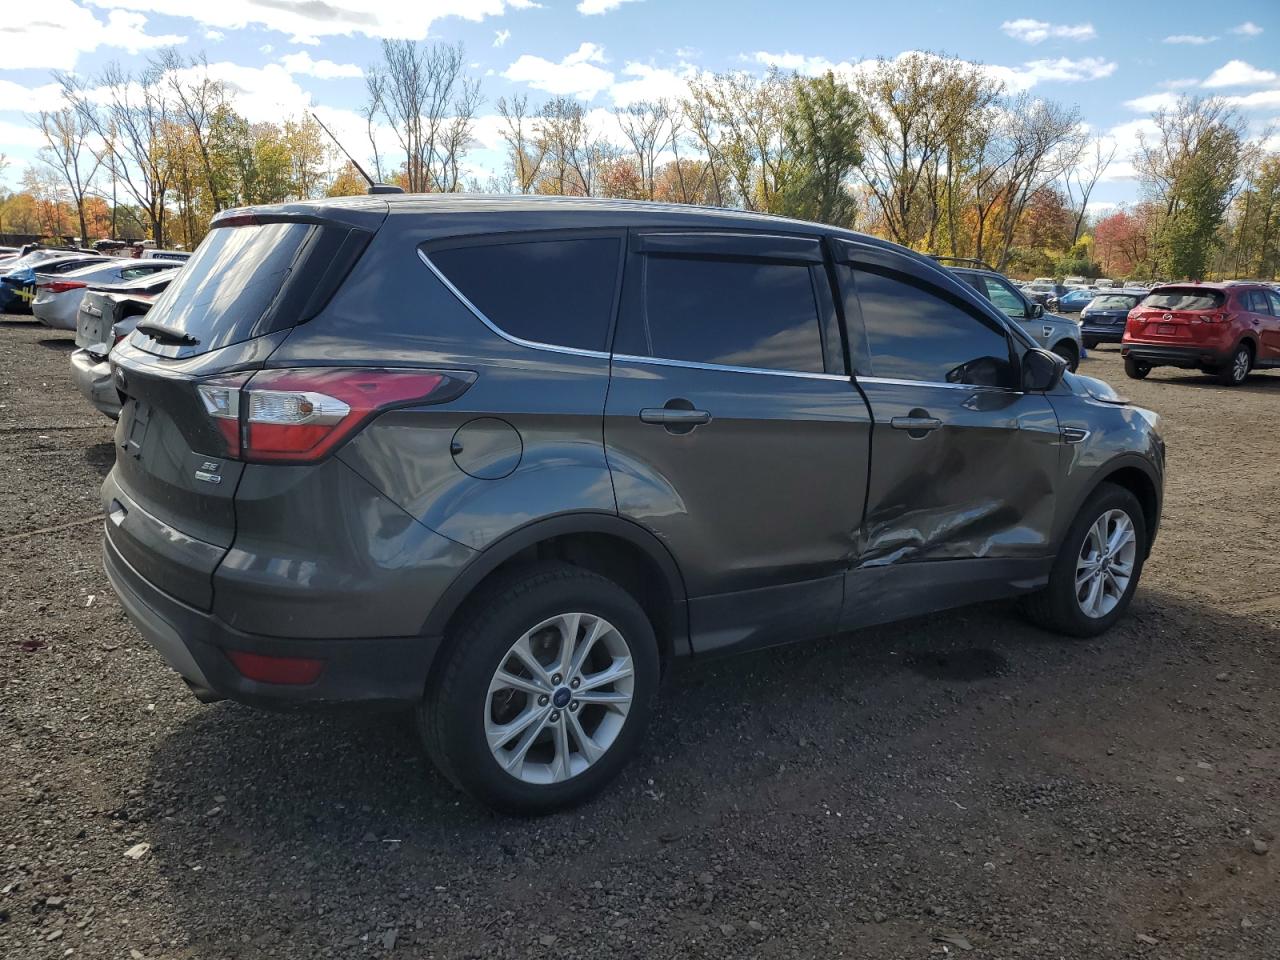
3,42 -> 1276,280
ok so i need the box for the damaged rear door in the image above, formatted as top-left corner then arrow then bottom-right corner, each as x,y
832,244 -> 1061,629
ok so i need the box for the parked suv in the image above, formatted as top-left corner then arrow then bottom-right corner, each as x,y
1121,281 -> 1280,386
1081,290 -> 1148,348
943,261 -> 1084,370
103,197 -> 1165,812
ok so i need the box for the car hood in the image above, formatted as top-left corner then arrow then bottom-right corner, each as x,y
1065,372 -> 1129,405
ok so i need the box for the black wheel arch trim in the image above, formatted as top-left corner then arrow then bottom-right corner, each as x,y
1063,453 -> 1163,556
421,511 -> 691,654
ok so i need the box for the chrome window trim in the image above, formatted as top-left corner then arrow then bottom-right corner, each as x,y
417,248 -> 612,360
612,353 -> 850,382
855,375 -> 1019,394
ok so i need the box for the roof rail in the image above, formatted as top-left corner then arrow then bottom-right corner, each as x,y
929,255 -> 997,272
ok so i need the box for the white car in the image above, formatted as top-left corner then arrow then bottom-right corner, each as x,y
31,258 -> 185,330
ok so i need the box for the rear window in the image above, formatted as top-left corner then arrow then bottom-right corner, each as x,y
1092,295 -> 1141,310
1143,289 -> 1224,311
139,222 -> 312,353
428,237 -> 621,352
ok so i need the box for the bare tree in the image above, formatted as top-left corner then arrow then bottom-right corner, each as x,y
535,98 -> 615,197
615,100 -> 671,200
32,106 -> 103,243
365,40 -> 482,192
61,63 -> 174,245
496,94 -> 546,194
991,95 -> 1083,269
1063,136 -> 1117,244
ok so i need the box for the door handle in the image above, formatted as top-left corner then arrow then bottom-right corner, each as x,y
640,408 -> 712,426
890,416 -> 941,432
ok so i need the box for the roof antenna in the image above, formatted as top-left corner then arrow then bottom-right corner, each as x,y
311,111 -> 403,196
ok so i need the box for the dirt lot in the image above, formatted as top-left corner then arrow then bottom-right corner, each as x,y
1,317 -> 1277,960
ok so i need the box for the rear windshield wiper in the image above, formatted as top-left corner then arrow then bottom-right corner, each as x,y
135,321 -> 200,346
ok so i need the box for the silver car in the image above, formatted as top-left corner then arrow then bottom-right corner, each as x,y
32,258 -> 184,330
948,265 -> 1084,371
69,269 -> 180,419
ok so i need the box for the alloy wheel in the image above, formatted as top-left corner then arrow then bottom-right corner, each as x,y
1075,508 -> 1137,619
1232,348 -> 1250,383
485,613 -> 634,784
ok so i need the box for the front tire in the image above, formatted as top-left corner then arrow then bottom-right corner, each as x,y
1052,341 -> 1079,372
419,562 -> 659,814
1023,483 -> 1148,638
1217,344 -> 1252,387
1124,356 -> 1151,380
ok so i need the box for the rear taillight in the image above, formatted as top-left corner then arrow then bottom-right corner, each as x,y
1196,312 -> 1230,324
196,367 -> 461,463
41,280 -> 87,293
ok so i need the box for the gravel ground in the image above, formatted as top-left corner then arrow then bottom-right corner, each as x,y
1,317 -> 1277,960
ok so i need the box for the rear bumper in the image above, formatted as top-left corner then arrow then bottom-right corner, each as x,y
69,349 -> 121,419
104,534 -> 443,708
33,298 -> 77,330
1082,324 -> 1124,343
1122,343 -> 1229,368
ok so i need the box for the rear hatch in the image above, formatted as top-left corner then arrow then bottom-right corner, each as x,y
105,206 -> 384,609
1129,288 -> 1225,342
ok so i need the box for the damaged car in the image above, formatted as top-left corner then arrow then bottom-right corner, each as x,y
103,196 -> 1166,813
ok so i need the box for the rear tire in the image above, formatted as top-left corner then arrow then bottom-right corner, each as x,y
1023,483 -> 1147,638
419,562 -> 659,814
1123,356 -> 1151,380
1052,341 -> 1079,372
1217,344 -> 1252,387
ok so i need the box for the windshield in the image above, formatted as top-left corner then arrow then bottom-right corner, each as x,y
1092,294 -> 1141,310
1144,289 -> 1225,311
138,222 -> 313,354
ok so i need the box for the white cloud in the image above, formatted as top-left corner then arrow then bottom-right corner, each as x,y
494,29 -> 511,47
1124,92 -> 1179,113
0,80 -> 70,114
610,61 -> 699,106
577,0 -> 641,14
204,29 -> 224,41
1158,77 -> 1200,90
503,41 -> 614,100
1001,19 -> 1096,44
0,1 -> 186,71
84,0 -> 533,43
280,51 -> 362,80
1202,60 -> 1278,89
259,44 -> 274,54
1222,89 -> 1280,111
751,51 -> 842,76
1002,56 -> 1117,90
1163,34 -> 1217,45
1231,22 -> 1263,37
0,117 -> 51,150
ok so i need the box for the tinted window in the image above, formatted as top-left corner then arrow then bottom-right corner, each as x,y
142,222 -> 313,351
1092,294 -> 1141,310
1268,291 -> 1280,316
1245,290 -> 1272,314
640,256 -> 824,372
1144,289 -> 1224,311
430,238 -> 620,351
853,268 -> 1013,387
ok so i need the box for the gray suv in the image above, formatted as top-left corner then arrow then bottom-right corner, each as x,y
103,196 -> 1165,812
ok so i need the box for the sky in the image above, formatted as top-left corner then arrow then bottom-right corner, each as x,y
0,0 -> 1277,213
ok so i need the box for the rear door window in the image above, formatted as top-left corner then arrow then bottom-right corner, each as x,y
636,255 -> 825,373
139,221 -> 313,353
983,276 -> 1028,318
427,237 -> 621,352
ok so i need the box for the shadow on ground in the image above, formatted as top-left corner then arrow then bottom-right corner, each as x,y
138,588 -> 1279,958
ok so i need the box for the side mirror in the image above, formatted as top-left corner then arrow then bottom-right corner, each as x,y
1021,347 -> 1068,392
1030,302 -> 1045,318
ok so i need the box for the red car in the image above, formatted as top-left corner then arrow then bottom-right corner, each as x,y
1122,282 -> 1280,386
